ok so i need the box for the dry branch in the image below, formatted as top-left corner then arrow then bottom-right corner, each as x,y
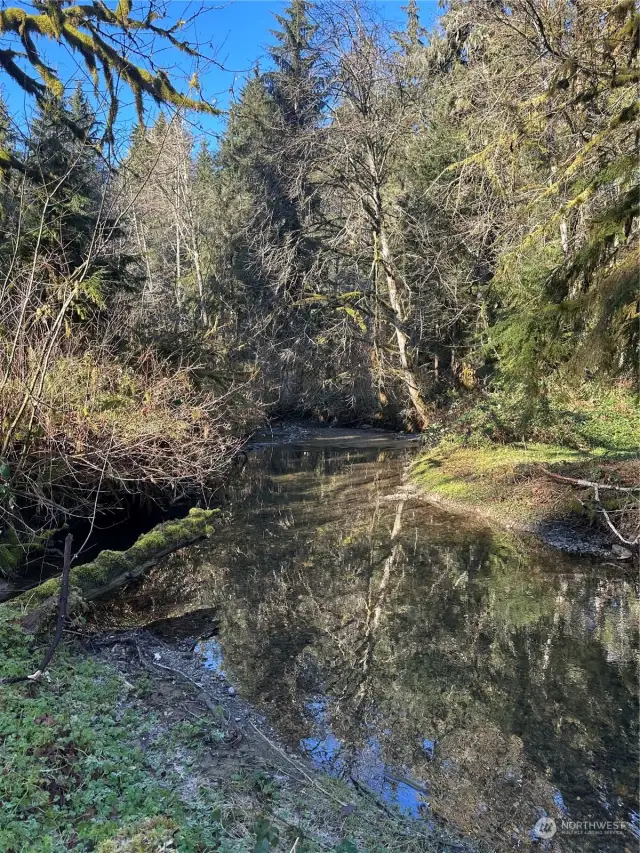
540,466 -> 640,551
539,467 -> 640,493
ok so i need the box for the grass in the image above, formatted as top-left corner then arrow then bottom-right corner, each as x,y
0,625 -> 182,853
0,615 -> 458,853
412,384 -> 639,532
412,442 -> 590,526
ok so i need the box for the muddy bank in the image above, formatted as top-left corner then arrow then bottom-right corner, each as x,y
91,625 -> 474,853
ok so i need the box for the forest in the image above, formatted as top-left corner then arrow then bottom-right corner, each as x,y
0,3 -> 638,852
0,0 -> 637,570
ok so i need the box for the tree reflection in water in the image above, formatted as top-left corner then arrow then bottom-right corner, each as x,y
102,442 -> 639,852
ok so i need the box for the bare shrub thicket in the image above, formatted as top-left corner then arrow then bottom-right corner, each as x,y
0,146 -> 259,570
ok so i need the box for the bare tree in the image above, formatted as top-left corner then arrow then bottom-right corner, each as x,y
313,2 -> 431,426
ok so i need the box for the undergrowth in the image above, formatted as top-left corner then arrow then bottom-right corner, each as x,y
425,381 -> 639,455
412,382 -> 639,531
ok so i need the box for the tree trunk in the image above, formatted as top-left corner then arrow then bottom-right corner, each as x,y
378,228 -> 430,427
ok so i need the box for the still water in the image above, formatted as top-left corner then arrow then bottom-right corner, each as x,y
102,430 -> 639,851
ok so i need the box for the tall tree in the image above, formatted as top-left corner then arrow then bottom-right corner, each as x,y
393,0 -> 427,53
259,0 -> 325,300
434,0 -> 639,398
24,88 -> 105,277
316,4 -> 432,426
121,113 -> 212,330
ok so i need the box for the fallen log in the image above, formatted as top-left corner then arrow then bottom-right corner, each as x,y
3,507 -> 218,630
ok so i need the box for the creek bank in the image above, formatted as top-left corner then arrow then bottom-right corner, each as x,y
0,613 -> 474,853
411,441 -> 639,559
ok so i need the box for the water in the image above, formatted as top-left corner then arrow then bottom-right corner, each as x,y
102,430 -> 639,851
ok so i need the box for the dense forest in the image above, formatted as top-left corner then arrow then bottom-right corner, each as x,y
0,0 -> 638,567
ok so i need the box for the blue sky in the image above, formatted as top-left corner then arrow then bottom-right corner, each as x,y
2,1 -> 441,149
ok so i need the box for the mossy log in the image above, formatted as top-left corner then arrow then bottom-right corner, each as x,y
3,508 -> 218,628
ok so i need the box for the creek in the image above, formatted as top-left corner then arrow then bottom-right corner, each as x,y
96,425 -> 639,852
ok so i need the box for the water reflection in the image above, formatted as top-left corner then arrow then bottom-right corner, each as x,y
101,441 -> 639,851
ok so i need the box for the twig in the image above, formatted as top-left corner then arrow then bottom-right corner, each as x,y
136,642 -> 204,690
1,533 -> 73,685
594,484 -> 640,548
539,467 -> 640,493
132,637 -> 230,722
249,722 -> 350,808
539,466 -> 639,549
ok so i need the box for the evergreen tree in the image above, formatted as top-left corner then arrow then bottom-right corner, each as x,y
262,0 -> 324,297
393,0 -> 427,53
218,0 -> 324,303
267,0 -> 323,129
22,86 -> 124,308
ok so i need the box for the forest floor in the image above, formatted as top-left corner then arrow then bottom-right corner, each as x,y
411,388 -> 639,559
0,616 -> 475,853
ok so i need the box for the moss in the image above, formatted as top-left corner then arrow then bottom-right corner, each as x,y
95,818 -> 179,853
5,508 -> 219,617
411,440 -> 628,528
0,525 -> 23,577
82,550 -> 132,583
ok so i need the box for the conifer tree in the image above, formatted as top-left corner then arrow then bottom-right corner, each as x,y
263,0 -> 324,298
393,0 -> 427,53
218,1 -> 324,303
23,86 -> 123,306
267,0 -> 323,129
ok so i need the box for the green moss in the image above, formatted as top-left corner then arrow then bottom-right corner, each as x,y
83,549 -> 132,582
5,508 -> 219,617
0,544 -> 21,576
412,441 -> 605,526
0,524 -> 21,577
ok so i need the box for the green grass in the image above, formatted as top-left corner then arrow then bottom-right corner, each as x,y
412,438 -> 638,528
0,627 -> 178,852
412,442 -> 582,523
432,382 -> 639,456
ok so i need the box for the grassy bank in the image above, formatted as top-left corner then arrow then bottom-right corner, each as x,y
0,616 -> 467,853
412,387 -> 639,549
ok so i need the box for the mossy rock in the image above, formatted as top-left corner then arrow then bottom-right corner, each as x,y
4,507 -> 218,619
